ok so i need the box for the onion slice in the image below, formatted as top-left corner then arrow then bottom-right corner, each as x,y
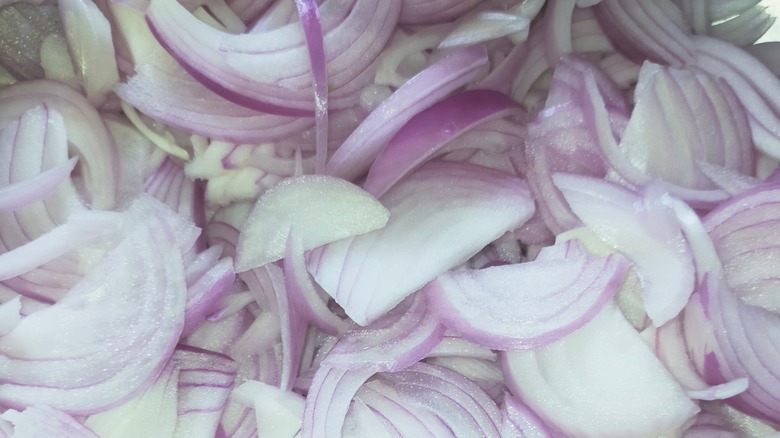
0,198 -> 190,414
423,239 -> 628,350
309,160 -> 535,325
0,156 -> 77,213
503,304 -> 699,437
235,175 -> 389,272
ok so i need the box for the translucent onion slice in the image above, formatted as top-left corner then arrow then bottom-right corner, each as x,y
0,198 -> 190,414
0,156 -> 77,213
593,0 -> 694,66
363,89 -> 524,197
235,174 -> 389,272
146,0 -> 399,114
2,405 -> 100,437
325,45 -> 489,181
308,160 -> 535,325
704,184 -> 780,312
500,393 -> 557,438
423,239 -> 628,350
554,173 -> 696,326
398,0 -> 481,25
321,293 -> 444,372
503,304 -> 699,438
58,0 -> 119,105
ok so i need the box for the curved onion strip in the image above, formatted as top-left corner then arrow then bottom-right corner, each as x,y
301,367 -> 374,438
500,393 -> 557,438
0,210 -> 122,282
322,293 -> 444,372
423,239 -> 628,350
325,45 -> 488,181
0,156 -> 77,213
503,304 -> 699,437
607,62 -> 754,206
704,185 -> 780,311
235,174 -> 389,272
84,360 -> 179,437
398,0 -> 481,25
58,0 -> 119,105
0,106 -> 93,302
593,0 -> 694,66
173,346 -> 238,437
377,362 -> 502,437
284,230 -> 351,336
0,80 -> 118,210
292,0 -> 328,173
309,160 -> 535,325
1,405 -> 100,437
354,379 -> 451,437
146,0 -> 400,114
554,174 -> 696,326
0,199 -> 190,414
363,89 -> 524,197
698,273 -> 780,424
691,35 -> 780,163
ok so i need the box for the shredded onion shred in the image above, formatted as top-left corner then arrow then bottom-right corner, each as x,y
3,0 -> 780,436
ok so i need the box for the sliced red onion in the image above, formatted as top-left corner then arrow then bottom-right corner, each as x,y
363,89 -> 524,197
322,293 -> 444,372
182,253 -> 235,336
144,158 -> 207,230
500,393 -> 557,438
325,45 -> 489,181
309,160 -> 535,325
58,0 -> 119,106
235,175 -> 389,271
424,239 -> 628,350
524,55 -> 627,234
2,405 -> 99,437
173,346 -> 238,437
284,231 -> 351,336
594,0 -> 694,66
0,209 -> 122,282
687,378 -> 750,401
425,356 -> 505,402
0,296 -> 21,336
0,156 -> 77,213
301,367 -> 375,438
696,273 -> 780,424
231,380 -> 305,438
0,198 -> 191,414
704,174 -> 780,313
604,61 -> 754,207
112,6 -> 314,144
504,304 -> 699,437
542,0 -> 577,64
85,360 -> 179,437
554,174 -> 696,326
352,378 -> 452,437
293,0 -> 328,173
691,35 -> 780,161
438,11 -> 531,49
398,0 -> 480,25
377,362 -> 503,437
146,0 -> 399,115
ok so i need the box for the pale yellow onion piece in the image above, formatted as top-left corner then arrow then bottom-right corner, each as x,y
59,0 -> 120,105
85,362 -> 179,438
235,175 -> 390,272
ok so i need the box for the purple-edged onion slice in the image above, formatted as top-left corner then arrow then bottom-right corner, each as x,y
309,160 -> 535,325
235,175 -> 389,272
423,239 -> 628,350
503,304 -> 699,437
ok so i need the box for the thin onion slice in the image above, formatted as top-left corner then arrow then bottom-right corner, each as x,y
423,239 -> 628,350
309,160 -> 535,325
503,304 -> 699,437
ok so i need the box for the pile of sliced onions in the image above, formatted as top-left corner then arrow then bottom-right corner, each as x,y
2,0 -> 780,437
